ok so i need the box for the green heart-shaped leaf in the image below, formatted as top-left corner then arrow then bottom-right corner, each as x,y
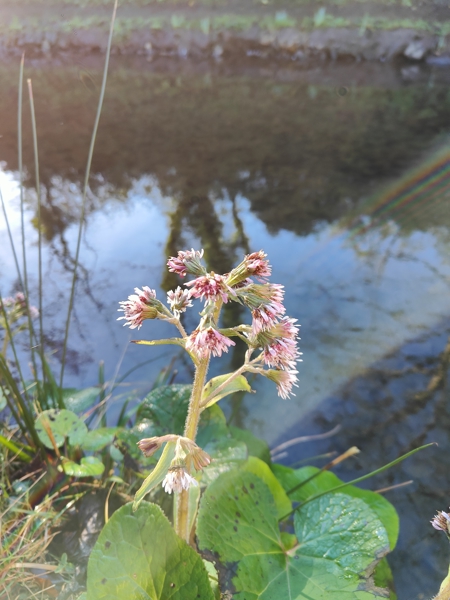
87,502 -> 214,600
197,470 -> 390,599
62,456 -> 105,477
62,387 -> 100,413
229,425 -> 271,464
136,384 -> 192,435
35,409 -> 88,449
272,464 -> 399,550
82,427 -> 120,452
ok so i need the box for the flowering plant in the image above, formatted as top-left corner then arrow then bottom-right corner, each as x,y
118,249 -> 301,539
85,249 -> 408,600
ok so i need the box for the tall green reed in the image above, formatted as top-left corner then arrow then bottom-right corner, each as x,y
59,0 -> 118,391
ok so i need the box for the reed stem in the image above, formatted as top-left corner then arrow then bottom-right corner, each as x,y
27,78 -> 46,389
59,0 -> 118,390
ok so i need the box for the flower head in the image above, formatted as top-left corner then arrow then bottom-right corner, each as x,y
117,286 -> 162,330
244,251 -> 272,281
431,510 -> 450,534
137,434 -> 179,457
29,305 -> 39,320
167,249 -> 205,278
186,326 -> 235,359
255,317 -> 301,370
186,273 -> 235,303
187,445 -> 212,471
167,286 -> 193,316
163,466 -> 199,494
1,293 -> 38,322
236,283 -> 285,334
265,368 -> 299,399
226,250 -> 272,286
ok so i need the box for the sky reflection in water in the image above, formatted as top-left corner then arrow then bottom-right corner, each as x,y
1,152 -> 450,442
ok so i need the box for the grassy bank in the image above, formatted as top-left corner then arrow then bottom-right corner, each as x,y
1,0 -> 448,41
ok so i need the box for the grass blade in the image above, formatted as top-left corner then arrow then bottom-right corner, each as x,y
0,295 -> 30,406
279,442 -> 436,521
0,353 -> 41,448
0,187 -> 23,292
0,434 -> 32,462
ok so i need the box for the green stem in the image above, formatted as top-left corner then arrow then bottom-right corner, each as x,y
27,78 -> 46,390
176,357 -> 210,542
132,338 -> 185,347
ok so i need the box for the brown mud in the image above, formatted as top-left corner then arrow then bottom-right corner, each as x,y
1,1 -> 450,63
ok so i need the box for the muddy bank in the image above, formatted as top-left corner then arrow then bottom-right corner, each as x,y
1,21 -> 450,63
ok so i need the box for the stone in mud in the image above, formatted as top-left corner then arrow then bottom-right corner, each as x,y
259,31 -> 276,46
15,31 -> 44,47
190,31 -> 210,51
276,28 -> 307,52
404,38 -> 435,60
372,29 -> 424,61
41,39 -> 51,54
308,28 -> 361,58
427,54 -> 450,66
149,28 -> 177,53
65,28 -> 109,52
212,44 -> 223,59
307,27 -> 436,62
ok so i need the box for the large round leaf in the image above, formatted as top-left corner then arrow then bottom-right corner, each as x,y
62,456 -> 105,477
87,502 -> 214,600
82,427 -> 120,452
272,464 -> 399,550
197,470 -> 390,599
229,426 -> 271,464
35,409 -> 88,449
197,405 -> 247,484
62,387 -> 100,413
136,384 -> 192,435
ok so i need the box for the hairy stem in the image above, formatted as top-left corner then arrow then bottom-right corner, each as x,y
176,358 -> 209,542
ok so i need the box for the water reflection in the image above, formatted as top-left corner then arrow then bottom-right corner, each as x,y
1,56 -> 450,599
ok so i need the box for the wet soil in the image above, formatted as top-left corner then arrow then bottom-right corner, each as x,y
1,0 -> 450,62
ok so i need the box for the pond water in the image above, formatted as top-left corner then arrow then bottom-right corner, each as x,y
1,54 -> 450,599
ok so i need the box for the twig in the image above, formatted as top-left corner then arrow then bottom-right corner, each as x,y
270,424 -> 341,456
374,480 -> 413,494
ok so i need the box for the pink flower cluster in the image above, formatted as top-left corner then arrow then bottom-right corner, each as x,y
186,273 -> 235,304
261,317 -> 300,370
249,284 -> 285,335
186,326 -> 235,359
265,368 -> 299,400
2,292 -> 39,320
117,286 -> 159,330
167,249 -> 205,278
119,248 -> 301,398
431,510 -> 450,534
163,466 -> 199,494
244,250 -> 272,281
167,287 -> 192,316
255,317 -> 301,399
